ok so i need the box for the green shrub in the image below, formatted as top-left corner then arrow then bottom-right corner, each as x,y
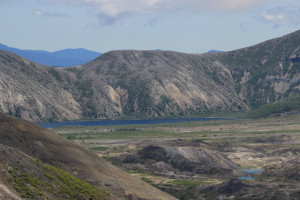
247,96 -> 300,119
7,162 -> 109,200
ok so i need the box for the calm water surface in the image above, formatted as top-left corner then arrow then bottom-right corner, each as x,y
238,168 -> 265,180
238,169 -> 265,174
39,117 -> 233,129
238,176 -> 255,180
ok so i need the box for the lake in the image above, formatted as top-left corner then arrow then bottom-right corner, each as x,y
238,168 -> 265,180
238,169 -> 265,174
238,176 -> 255,180
39,117 -> 233,129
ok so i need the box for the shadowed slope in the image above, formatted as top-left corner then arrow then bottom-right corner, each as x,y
0,112 -> 177,200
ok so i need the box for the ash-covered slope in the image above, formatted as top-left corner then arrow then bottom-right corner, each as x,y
0,112 -> 177,200
58,50 -> 248,119
59,30 -> 300,120
1,29 -> 300,121
0,50 -> 81,121
216,30 -> 300,108
135,145 -> 239,175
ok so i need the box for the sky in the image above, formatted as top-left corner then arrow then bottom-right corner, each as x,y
0,0 -> 300,54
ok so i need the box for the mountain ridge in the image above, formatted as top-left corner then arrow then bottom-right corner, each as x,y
215,29 -> 300,108
0,43 -> 102,67
71,50 -> 248,119
0,30 -> 299,121
0,50 -> 82,121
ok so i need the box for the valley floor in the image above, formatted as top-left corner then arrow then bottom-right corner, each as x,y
53,114 -> 300,200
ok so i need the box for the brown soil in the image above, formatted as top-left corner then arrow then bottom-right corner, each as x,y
0,112 -> 177,200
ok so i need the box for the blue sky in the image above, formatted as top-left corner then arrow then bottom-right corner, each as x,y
0,0 -> 300,53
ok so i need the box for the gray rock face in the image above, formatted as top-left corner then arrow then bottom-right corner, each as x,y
136,145 -> 238,174
0,50 -> 81,121
69,50 -> 248,119
163,146 -> 239,170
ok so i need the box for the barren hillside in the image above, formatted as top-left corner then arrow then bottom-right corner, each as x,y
0,30 -> 299,121
0,112 -> 177,200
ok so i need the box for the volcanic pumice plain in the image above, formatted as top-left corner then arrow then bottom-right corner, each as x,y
53,114 -> 300,200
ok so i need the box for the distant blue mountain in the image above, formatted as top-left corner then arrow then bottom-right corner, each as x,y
0,43 -> 102,67
208,50 -> 223,53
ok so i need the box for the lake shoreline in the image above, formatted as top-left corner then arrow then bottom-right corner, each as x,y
39,117 -> 235,129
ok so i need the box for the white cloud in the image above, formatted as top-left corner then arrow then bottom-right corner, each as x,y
261,12 -> 287,24
33,10 -> 43,16
44,0 -> 271,25
187,0 -> 270,12
258,6 -> 300,28
33,9 -> 68,17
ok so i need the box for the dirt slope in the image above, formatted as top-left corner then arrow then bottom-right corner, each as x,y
0,112 -> 177,200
